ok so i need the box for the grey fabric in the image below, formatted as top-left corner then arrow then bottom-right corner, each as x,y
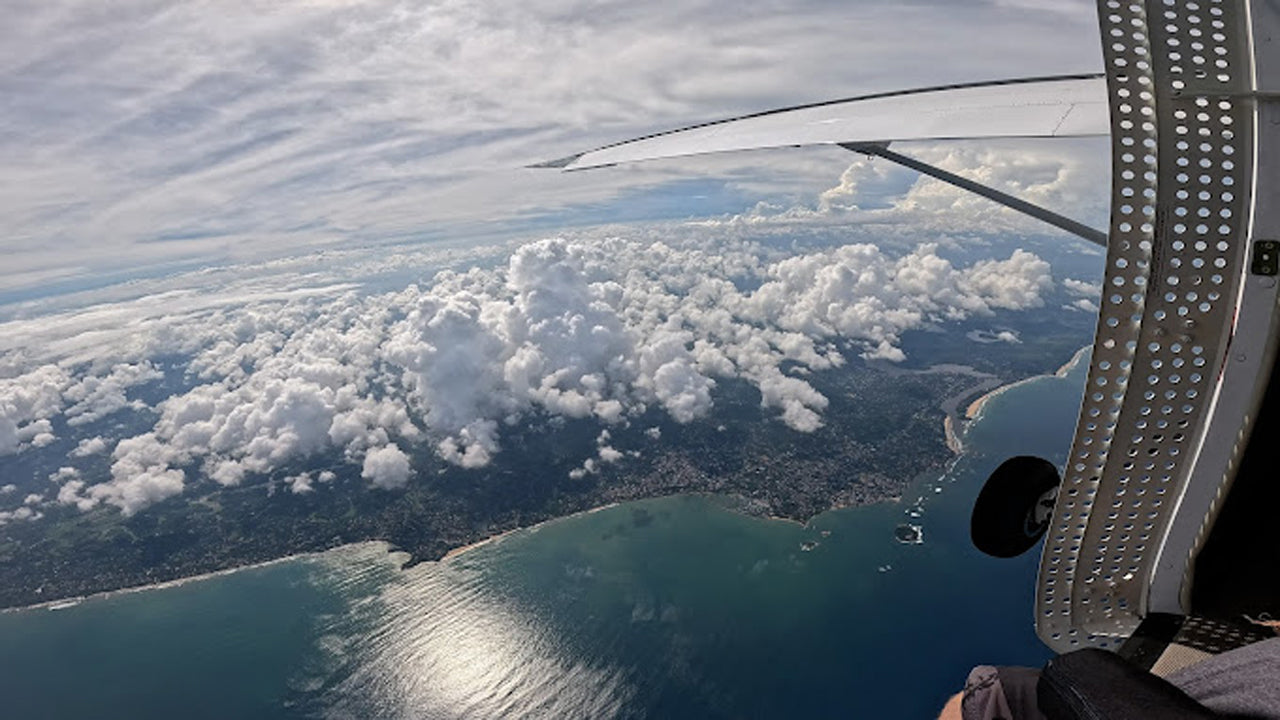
958,635 -> 1280,719
962,665 -> 1046,720
1166,636 -> 1280,719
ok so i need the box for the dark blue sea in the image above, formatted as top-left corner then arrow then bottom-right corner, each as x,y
0,351 -> 1088,718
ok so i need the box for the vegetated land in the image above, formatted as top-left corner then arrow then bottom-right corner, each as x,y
0,359 -> 1022,610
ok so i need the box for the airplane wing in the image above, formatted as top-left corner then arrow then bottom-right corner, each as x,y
537,74 -> 1107,171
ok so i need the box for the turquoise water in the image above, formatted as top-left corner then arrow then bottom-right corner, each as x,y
0,352 -> 1088,718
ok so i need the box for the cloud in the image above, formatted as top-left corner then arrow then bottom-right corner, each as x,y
0,365 -> 73,455
91,434 -> 189,516
1069,298 -> 1100,313
1063,278 -> 1102,296
285,473 -> 315,494
0,506 -> 42,525
63,362 -> 163,426
0,0 -> 1112,524
70,436 -> 110,458
362,444 -> 412,490
724,139 -> 1110,242
0,0 -> 1102,293
0,226 -> 1062,516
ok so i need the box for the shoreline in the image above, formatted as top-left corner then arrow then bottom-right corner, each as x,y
1055,345 -> 1091,378
2,549 -> 324,615
442,502 -> 622,562
964,345 -> 1091,422
6,351 -> 1093,613
943,415 -> 962,454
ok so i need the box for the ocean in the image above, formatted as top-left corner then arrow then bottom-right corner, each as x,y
0,351 -> 1089,718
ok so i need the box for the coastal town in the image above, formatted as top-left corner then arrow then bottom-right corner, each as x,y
0,352 -> 1085,610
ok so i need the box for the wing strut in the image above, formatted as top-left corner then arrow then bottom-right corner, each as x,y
840,143 -> 1107,247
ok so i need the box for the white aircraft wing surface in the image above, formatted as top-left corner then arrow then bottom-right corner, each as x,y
540,74 -> 1107,171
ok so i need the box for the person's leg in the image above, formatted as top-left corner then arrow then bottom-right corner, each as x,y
937,691 -> 963,720
950,665 -> 1047,720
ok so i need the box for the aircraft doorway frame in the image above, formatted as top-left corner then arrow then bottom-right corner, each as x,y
1035,0 -> 1280,653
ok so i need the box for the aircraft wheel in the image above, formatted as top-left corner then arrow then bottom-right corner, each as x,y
971,455 -> 1061,558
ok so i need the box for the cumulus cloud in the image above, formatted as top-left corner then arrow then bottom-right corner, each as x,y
71,436 -> 110,458
724,139 -> 1110,243
0,228 -> 1057,516
48,467 -> 81,484
0,365 -> 72,455
1063,278 -> 1102,296
1069,298 -> 1100,313
362,444 -> 412,490
57,480 -> 97,513
64,362 -> 162,426
0,506 -> 41,525
285,473 -> 315,495
19,419 -> 57,448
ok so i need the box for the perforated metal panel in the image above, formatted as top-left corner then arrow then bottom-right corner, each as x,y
1036,0 -> 1261,652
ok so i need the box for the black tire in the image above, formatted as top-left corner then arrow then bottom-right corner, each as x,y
971,455 -> 1061,558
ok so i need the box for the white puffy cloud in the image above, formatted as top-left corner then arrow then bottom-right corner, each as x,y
19,419 -> 57,448
94,469 -> 186,517
71,436 -> 110,458
284,473 -> 315,495
968,329 -> 1022,344
48,467 -> 81,484
64,362 -> 162,426
0,365 -> 73,455
0,228 -> 1057,516
1063,278 -> 1102,297
724,139 -> 1110,244
0,506 -> 42,525
362,444 -> 412,490
1070,298 -> 1100,313
57,480 -> 97,512
85,434 -> 189,516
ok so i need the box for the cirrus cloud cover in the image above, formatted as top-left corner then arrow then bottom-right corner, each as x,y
1,0 -> 1101,295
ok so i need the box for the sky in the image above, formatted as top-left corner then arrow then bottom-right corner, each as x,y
2,0 -> 1102,294
0,0 -> 1112,521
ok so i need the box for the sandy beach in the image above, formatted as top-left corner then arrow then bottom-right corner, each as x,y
443,502 -> 624,561
964,345 -> 1091,422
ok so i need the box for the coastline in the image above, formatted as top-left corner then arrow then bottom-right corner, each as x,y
2,548 -> 332,615
964,345 -> 1091,422
5,353 -> 1093,613
1055,345 -> 1091,378
442,502 -> 622,562
943,415 -> 962,454
440,531 -> 517,561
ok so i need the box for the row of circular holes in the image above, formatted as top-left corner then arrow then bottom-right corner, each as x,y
1119,0 -> 1244,585
1060,0 -> 1229,639
1056,0 -> 1243,646
1161,0 -> 1234,87
1048,0 -> 1162,646
1129,0 -> 1245,587
1052,0 -> 1241,643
